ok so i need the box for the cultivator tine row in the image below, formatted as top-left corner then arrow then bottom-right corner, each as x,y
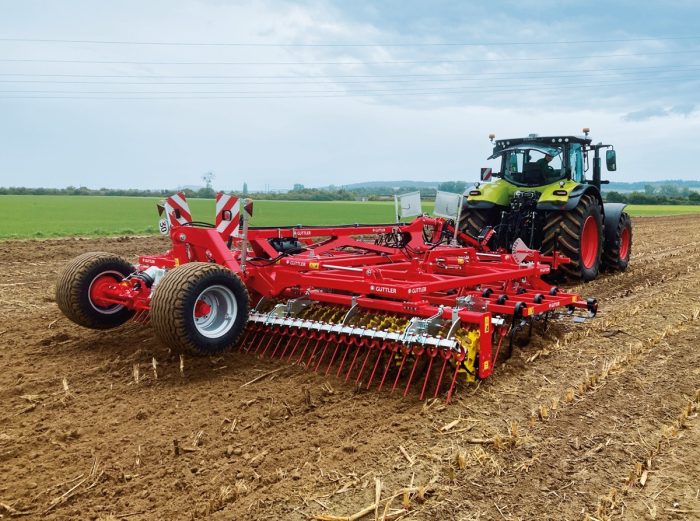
234,304 -> 479,401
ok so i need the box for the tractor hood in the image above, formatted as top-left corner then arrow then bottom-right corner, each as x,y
466,178 -> 580,208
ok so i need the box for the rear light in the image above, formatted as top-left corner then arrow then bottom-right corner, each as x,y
553,190 -> 568,196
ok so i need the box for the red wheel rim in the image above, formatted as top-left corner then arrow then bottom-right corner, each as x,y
580,216 -> 599,269
619,226 -> 630,260
88,272 -> 122,311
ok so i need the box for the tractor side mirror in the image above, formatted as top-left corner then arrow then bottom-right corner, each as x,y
606,150 -> 617,171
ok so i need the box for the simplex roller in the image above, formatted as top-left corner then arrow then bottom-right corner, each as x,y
56,192 -> 597,400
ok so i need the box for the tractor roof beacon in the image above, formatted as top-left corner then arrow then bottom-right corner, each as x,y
462,128 -> 632,282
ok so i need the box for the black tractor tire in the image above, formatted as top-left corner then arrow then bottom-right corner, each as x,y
602,212 -> 632,272
459,207 -> 498,243
542,194 -> 604,281
150,262 -> 249,355
55,252 -> 135,329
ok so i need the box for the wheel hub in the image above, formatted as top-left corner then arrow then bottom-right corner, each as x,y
193,285 -> 238,339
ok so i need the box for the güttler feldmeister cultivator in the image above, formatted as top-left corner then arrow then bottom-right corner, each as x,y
56,191 -> 597,400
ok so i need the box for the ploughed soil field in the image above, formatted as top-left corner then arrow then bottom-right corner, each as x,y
1,215 -> 699,521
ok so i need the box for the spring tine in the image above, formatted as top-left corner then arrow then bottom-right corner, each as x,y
269,328 -> 287,358
344,344 -> 363,383
305,337 -> 323,369
325,339 -> 343,376
378,347 -> 395,392
335,340 -> 354,378
403,353 -> 422,397
295,335 -> 315,365
251,332 -> 265,353
239,325 -> 254,348
366,346 -> 385,389
258,328 -> 278,356
244,330 -> 260,353
287,333 -> 309,362
390,351 -> 409,394
279,333 -> 300,359
354,345 -> 374,385
419,354 -> 435,401
433,356 -> 450,399
314,340 -> 331,372
446,360 -> 462,404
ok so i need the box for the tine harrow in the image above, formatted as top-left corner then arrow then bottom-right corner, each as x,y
55,194 -> 598,402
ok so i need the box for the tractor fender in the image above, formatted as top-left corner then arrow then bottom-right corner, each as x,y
464,200 -> 498,209
536,184 -> 603,212
602,202 -> 628,246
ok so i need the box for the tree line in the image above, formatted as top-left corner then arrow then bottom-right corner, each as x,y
2,181 -> 697,205
604,184 -> 700,205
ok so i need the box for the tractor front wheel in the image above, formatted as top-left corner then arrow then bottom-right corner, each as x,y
150,263 -> 249,355
55,252 -> 135,329
542,194 -> 604,281
459,207 -> 498,243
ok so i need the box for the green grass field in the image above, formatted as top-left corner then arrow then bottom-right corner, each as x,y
0,195 -> 698,239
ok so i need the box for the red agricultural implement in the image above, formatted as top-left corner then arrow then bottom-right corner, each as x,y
56,192 -> 597,400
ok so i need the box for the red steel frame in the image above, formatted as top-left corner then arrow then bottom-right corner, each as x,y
92,216 -> 594,381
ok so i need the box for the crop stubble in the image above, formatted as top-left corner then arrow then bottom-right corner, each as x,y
0,216 -> 699,520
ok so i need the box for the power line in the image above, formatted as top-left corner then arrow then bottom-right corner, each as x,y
1,35 -> 699,47
2,75 -> 696,98
0,49 -> 697,66
1,67 -> 698,86
0,64 -> 698,82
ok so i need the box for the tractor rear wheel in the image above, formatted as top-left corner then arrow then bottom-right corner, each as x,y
603,212 -> 632,272
150,263 -> 249,355
542,194 -> 604,281
459,207 -> 498,242
55,252 -> 135,329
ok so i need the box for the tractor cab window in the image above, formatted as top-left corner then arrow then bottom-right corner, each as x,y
491,145 -> 564,187
569,143 -> 584,182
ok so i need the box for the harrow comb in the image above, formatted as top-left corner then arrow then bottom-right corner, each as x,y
55,194 -> 598,401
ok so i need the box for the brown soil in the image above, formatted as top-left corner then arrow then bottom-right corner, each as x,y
1,217 -> 699,521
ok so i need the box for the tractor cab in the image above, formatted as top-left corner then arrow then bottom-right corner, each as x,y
487,135 -> 588,186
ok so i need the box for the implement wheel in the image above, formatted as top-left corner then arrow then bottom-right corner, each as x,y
603,212 -> 632,272
55,252 -> 135,329
542,194 -> 603,281
151,263 -> 249,355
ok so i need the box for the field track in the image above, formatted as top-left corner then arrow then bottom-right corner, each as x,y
1,215 -> 699,520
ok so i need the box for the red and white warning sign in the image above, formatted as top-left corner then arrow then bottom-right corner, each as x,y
215,192 -> 241,239
480,167 -> 492,181
163,191 -> 192,227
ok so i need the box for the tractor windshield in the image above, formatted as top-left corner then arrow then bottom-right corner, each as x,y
491,144 -> 565,187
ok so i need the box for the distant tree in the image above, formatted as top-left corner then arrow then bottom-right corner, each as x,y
437,181 -> 467,194
658,184 -> 680,197
293,183 -> 305,191
200,171 -> 216,198
644,184 -> 656,195
242,181 -> 248,195
605,191 -> 627,203
688,191 -> 700,202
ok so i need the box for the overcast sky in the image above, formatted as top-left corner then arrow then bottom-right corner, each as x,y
1,0 -> 699,191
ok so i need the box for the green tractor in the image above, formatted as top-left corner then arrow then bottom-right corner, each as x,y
461,129 -> 632,281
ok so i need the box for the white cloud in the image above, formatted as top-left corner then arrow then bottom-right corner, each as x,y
0,0 -> 698,189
